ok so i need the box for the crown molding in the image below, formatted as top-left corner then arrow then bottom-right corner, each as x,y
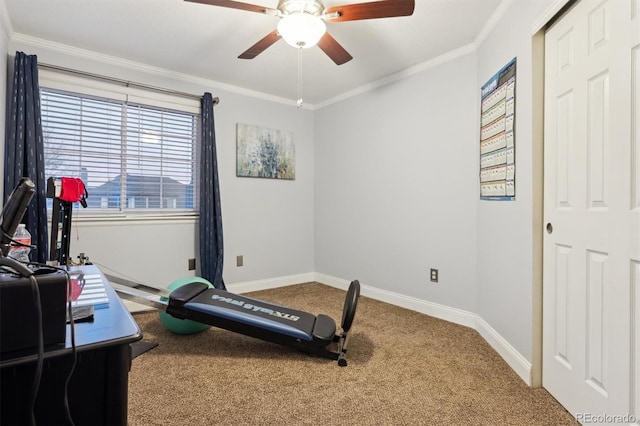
474,0 -> 514,46
10,32 -> 314,109
315,42 -> 476,109
531,0 -> 572,34
9,30 -> 478,112
7,0 -> 520,112
316,0 -> 517,109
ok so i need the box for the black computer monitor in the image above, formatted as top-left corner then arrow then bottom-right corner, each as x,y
0,178 -> 35,257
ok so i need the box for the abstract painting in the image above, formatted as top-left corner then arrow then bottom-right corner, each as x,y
236,123 -> 295,180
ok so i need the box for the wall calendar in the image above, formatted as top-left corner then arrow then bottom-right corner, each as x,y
480,57 -> 516,201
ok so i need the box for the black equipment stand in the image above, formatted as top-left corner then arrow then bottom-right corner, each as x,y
46,177 -> 87,266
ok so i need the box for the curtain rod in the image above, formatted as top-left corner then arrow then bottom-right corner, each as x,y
38,63 -> 220,105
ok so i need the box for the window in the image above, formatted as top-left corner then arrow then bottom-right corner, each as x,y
39,71 -> 201,216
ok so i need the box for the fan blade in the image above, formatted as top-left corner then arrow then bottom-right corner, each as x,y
317,33 -> 353,65
238,30 -> 282,59
324,0 -> 415,22
184,0 -> 277,15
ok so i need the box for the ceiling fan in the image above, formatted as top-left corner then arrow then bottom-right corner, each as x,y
185,0 -> 415,65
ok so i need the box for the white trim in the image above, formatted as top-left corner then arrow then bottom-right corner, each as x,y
123,299 -> 156,314
315,44 -> 476,109
4,1 -> 519,112
39,68 -> 201,113
314,272 -> 476,328
532,0 -> 572,34
474,0 -> 514,46
227,273 -> 316,294
475,315 -> 533,385
9,32 -> 311,109
72,213 -> 199,226
10,28 -> 477,111
312,272 -> 351,290
315,272 -> 531,385
3,0 -> 563,111
315,0 -> 515,109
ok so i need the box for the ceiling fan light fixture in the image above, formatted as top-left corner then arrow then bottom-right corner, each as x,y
277,13 -> 326,48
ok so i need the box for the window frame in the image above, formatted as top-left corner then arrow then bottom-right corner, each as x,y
39,69 -> 202,222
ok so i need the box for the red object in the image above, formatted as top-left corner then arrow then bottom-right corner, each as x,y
59,177 -> 87,203
68,278 -> 83,301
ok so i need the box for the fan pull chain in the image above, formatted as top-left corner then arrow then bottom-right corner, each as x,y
296,47 -> 303,108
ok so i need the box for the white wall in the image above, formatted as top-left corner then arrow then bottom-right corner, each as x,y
6,39 -> 315,289
314,52 -> 479,312
475,0 -> 556,362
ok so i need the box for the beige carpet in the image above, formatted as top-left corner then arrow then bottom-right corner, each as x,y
127,283 -> 577,425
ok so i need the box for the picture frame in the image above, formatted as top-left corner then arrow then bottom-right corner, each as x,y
236,123 -> 295,180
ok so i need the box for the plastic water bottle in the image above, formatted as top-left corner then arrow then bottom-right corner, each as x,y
9,224 -> 31,263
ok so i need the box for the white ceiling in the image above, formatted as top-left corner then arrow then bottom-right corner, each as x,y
2,0 -> 504,107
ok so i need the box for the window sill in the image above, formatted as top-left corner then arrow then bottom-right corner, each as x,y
69,211 -> 199,225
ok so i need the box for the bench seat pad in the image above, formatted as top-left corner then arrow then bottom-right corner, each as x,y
184,289 -> 317,342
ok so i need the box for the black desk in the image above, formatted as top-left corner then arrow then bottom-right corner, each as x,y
0,265 -> 142,425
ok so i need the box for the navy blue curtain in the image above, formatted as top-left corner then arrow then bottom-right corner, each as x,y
3,52 -> 48,263
199,93 -> 225,289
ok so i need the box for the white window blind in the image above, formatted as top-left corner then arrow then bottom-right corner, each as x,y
39,72 -> 201,216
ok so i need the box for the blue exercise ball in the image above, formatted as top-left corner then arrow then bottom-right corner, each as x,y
159,276 -> 213,335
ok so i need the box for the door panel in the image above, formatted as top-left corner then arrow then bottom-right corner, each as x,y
543,0 -> 637,422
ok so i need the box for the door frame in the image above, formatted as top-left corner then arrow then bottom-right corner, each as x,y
531,0 -> 577,387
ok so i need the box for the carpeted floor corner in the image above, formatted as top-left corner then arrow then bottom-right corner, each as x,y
127,283 -> 577,425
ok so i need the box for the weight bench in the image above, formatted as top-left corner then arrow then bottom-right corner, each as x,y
112,278 -> 360,366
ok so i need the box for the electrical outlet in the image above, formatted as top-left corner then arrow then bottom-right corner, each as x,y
430,268 -> 439,283
188,258 -> 196,270
237,255 -> 244,267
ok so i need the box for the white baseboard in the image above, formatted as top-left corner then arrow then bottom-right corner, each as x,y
227,273 -> 316,294
312,272 -> 351,291
123,299 -> 157,314
314,273 -> 476,328
474,316 -> 532,385
314,272 -> 532,386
